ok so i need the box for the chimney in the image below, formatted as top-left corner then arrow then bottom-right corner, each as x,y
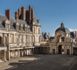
31,8 -> 34,12
29,5 -> 32,24
45,32 -> 47,36
21,7 -> 26,20
15,12 -> 19,22
5,9 -> 11,21
48,32 -> 50,38
31,8 -> 34,21
18,9 -> 21,19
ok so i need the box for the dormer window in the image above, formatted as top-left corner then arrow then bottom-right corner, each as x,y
5,20 -> 10,31
20,24 -> 23,32
16,23 -> 19,31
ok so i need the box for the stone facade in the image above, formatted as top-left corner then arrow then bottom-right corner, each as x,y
0,6 -> 41,61
50,23 -> 75,55
40,22 -> 77,55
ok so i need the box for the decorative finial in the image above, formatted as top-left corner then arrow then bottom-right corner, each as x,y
61,21 -> 64,27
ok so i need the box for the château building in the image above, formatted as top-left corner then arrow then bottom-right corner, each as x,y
0,6 -> 41,61
40,22 -> 77,55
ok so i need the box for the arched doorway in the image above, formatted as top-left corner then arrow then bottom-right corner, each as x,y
58,45 -> 62,54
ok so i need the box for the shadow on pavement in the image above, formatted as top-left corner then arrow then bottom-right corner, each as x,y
5,54 -> 77,70
5,55 -> 42,70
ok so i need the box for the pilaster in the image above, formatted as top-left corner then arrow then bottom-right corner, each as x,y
7,33 -> 10,60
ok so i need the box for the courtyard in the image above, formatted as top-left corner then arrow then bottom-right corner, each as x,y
0,54 -> 77,70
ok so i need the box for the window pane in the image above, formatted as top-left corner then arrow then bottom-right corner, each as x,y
17,35 -> 19,43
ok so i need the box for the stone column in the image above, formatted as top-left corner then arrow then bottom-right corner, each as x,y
7,33 -> 10,60
56,46 -> 58,54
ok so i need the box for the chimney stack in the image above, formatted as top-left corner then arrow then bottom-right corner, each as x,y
21,7 -> 26,20
18,9 -> 21,19
29,5 -> 32,24
5,9 -> 11,21
15,12 -> 19,22
45,32 -> 47,36
31,8 -> 34,12
48,32 -> 50,38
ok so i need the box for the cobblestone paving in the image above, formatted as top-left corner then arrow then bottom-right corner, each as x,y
0,54 -> 77,70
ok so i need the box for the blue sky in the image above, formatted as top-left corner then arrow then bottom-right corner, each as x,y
0,0 -> 77,36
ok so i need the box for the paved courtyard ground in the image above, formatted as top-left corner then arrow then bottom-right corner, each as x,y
0,54 -> 77,70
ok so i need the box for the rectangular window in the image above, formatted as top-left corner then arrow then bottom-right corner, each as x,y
21,36 -> 23,43
31,36 -> 32,44
17,35 -> 19,43
11,34 -> 14,43
27,36 -> 30,45
26,36 -> 29,45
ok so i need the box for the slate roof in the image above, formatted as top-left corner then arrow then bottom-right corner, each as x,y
55,23 -> 70,33
0,15 -> 7,30
0,10 -> 40,32
32,11 -> 40,26
55,27 -> 70,33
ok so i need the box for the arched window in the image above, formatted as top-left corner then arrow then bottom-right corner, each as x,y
61,36 -> 65,42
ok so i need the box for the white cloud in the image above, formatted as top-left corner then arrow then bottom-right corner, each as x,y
69,28 -> 77,32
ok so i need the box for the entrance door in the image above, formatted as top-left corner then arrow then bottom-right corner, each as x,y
53,49 -> 55,54
73,48 -> 77,55
67,49 -> 70,55
58,45 -> 62,54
